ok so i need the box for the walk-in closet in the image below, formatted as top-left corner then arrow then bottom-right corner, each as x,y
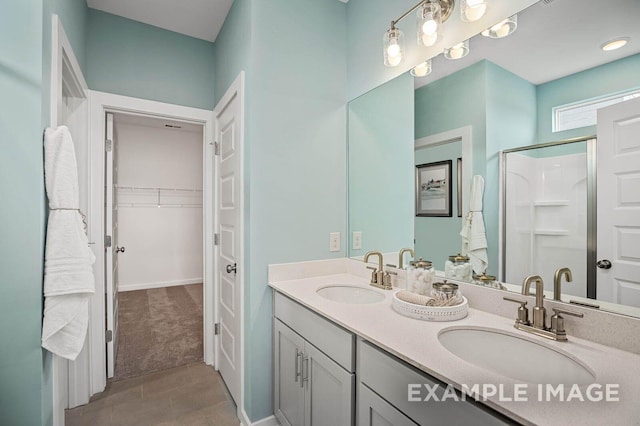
110,113 -> 205,380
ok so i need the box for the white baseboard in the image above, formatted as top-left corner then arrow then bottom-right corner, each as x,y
118,278 -> 203,292
239,409 -> 279,426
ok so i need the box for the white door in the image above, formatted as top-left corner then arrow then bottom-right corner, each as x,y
105,112 -> 120,378
596,97 -> 640,307
216,86 -> 243,403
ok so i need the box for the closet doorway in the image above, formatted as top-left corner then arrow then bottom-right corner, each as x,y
106,112 -> 206,381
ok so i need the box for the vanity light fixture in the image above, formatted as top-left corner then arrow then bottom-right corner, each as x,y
481,14 -> 517,38
444,40 -> 470,59
383,0 -> 455,67
460,0 -> 487,22
601,37 -> 629,51
411,59 -> 433,77
383,27 -> 405,67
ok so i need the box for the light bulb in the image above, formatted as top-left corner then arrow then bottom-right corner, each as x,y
422,32 -> 438,47
444,40 -> 469,60
449,44 -> 465,59
422,18 -> 437,35
463,3 -> 486,21
494,23 -> 510,38
387,42 -> 401,58
411,60 -> 432,77
388,54 -> 402,67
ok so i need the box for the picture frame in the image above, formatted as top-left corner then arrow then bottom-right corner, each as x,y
415,160 -> 452,217
457,157 -> 462,218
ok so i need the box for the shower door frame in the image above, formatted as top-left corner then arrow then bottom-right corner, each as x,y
499,136 -> 597,299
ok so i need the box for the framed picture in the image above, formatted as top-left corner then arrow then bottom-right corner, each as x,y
457,157 -> 462,218
415,160 -> 452,217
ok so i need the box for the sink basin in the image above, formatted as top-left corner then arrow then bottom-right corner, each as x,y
438,327 -> 596,385
316,285 -> 385,304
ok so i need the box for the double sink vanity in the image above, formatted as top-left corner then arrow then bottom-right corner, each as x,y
269,258 -> 640,426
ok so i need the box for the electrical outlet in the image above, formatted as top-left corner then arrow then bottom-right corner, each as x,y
329,232 -> 340,252
352,231 -> 362,250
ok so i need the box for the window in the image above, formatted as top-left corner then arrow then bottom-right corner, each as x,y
552,89 -> 640,132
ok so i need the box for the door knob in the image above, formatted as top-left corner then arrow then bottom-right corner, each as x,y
116,246 -> 125,253
596,259 -> 612,269
226,263 -> 237,274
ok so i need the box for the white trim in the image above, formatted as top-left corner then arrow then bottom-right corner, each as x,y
415,125 -> 473,220
118,278 -> 203,292
240,411 -> 280,426
213,71 -> 245,420
50,14 -> 91,422
88,91 -> 215,397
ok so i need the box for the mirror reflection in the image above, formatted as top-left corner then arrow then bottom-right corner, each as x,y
347,0 -> 640,316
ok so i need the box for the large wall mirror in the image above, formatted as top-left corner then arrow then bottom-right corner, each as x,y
347,0 -> 640,317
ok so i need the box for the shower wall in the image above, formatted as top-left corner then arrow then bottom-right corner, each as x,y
505,152 -> 587,296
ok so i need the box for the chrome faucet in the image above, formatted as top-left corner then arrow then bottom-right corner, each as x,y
364,251 -> 394,290
522,275 -> 546,329
398,247 -> 414,269
553,267 -> 572,301
503,274 -> 584,341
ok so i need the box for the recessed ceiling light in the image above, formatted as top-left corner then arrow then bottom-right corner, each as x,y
601,37 -> 629,51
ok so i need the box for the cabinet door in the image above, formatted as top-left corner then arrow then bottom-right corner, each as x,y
304,342 -> 355,426
358,384 -> 418,426
275,320 -> 306,426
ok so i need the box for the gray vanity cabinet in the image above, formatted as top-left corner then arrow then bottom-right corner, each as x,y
358,340 -> 516,426
274,293 -> 355,426
358,383 -> 418,426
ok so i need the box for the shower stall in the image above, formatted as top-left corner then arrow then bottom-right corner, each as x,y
501,138 -> 596,298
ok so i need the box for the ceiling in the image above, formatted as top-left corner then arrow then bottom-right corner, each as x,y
416,0 -> 640,88
86,0 -> 234,42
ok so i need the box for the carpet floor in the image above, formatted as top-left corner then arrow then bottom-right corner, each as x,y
114,283 -> 203,381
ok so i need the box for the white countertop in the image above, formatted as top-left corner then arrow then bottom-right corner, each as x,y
269,266 -> 640,426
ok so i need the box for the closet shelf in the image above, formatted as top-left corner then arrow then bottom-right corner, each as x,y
533,200 -> 570,206
516,228 -> 570,236
116,203 -> 202,209
116,185 -> 203,193
514,200 -> 570,207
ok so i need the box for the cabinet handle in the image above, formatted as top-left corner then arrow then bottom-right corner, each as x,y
302,355 -> 310,388
294,349 -> 302,383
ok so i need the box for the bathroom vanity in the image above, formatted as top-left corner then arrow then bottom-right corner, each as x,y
269,259 -> 640,426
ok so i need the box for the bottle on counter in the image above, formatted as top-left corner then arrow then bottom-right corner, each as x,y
445,253 -> 472,282
406,258 -> 435,295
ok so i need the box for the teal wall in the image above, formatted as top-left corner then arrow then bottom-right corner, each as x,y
53,0 -> 88,71
485,61 -> 537,276
348,73 -> 414,257
86,9 -> 216,109
414,142 -> 462,269
536,53 -> 640,144
414,60 -> 537,275
415,60 -> 488,179
214,0 -> 348,421
0,1 -> 47,425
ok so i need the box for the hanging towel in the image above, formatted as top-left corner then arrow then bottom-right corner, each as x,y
460,175 -> 488,274
42,126 -> 96,360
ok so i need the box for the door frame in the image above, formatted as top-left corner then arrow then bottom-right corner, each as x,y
50,14 -> 90,424
213,71 -> 246,422
87,91 -> 215,397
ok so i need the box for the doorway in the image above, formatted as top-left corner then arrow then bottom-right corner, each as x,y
105,112 -> 206,381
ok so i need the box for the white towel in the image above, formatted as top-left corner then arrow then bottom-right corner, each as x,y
460,175 -> 488,274
42,126 -> 96,360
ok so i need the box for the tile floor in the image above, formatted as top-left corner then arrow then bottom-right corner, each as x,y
65,362 -> 239,426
